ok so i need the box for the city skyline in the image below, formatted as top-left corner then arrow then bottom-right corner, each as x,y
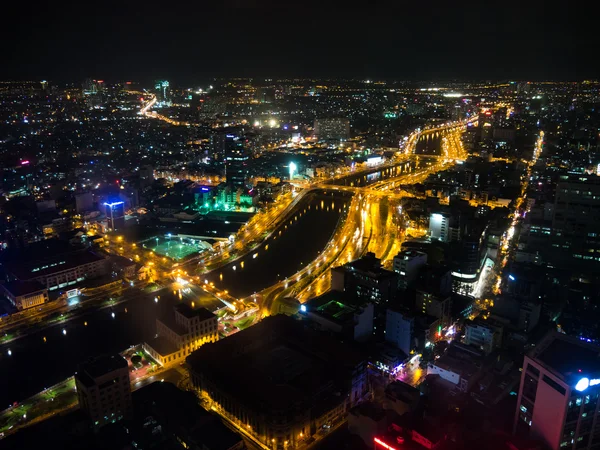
1,8 -> 600,444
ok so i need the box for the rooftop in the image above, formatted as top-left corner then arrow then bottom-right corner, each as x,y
304,291 -> 360,323
349,401 -> 386,422
385,380 -> 421,403
175,303 -> 216,321
1,280 -> 46,297
187,314 -> 365,412
395,249 -> 428,260
340,252 -> 398,280
76,354 -> 128,388
5,248 -> 105,281
533,332 -> 600,383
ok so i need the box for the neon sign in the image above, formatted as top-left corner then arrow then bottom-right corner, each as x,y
374,438 -> 397,450
575,377 -> 600,392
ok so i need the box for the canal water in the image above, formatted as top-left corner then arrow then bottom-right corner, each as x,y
203,190 -> 353,298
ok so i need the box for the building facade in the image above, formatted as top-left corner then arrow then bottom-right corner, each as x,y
514,332 -> 600,450
415,290 -> 451,326
188,315 -> 369,450
392,250 -> 427,290
385,307 -> 414,356
144,304 -> 218,367
314,118 -> 350,141
464,318 -> 503,354
0,280 -> 48,310
104,201 -> 125,231
75,354 -> 132,431
429,212 -> 450,242
332,253 -> 398,306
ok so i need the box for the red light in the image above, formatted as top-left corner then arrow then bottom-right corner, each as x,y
374,438 -> 397,450
126,81 -> 132,85
116,180 -> 120,184
20,160 -> 30,165
97,80 -> 104,83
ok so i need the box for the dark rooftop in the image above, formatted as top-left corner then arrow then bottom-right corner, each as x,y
385,380 -> 421,403
1,280 -> 46,297
534,332 -> 600,382
187,314 -> 365,412
349,401 -> 387,422
304,291 -> 359,323
175,303 -> 216,321
76,354 -> 128,388
5,248 -> 105,280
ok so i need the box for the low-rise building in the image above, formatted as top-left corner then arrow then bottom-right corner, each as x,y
383,381 -> 421,417
300,291 -> 374,342
110,255 -> 138,279
426,342 -> 484,392
0,280 -> 48,310
1,239 -> 108,291
465,317 -> 504,354
144,304 -> 218,367
348,402 -> 389,449
188,315 -> 369,449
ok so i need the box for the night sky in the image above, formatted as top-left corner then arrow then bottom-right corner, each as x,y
2,1 -> 594,83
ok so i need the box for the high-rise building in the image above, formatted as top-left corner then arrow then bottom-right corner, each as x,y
75,354 -> 132,431
104,201 -> 125,231
385,306 -> 414,355
552,177 -> 600,267
429,212 -> 451,242
75,192 -> 94,213
514,332 -> 600,450
415,290 -> 451,325
392,250 -> 427,290
331,252 -> 398,306
415,265 -> 452,327
154,80 -> 170,104
314,118 -> 350,141
225,138 -> 250,190
82,78 -> 98,95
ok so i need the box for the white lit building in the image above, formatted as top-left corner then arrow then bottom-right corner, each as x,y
385,307 -> 414,356
429,212 -> 450,242
464,318 -> 503,355
514,332 -> 600,449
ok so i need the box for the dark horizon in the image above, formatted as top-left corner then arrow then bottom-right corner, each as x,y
2,1 -> 595,83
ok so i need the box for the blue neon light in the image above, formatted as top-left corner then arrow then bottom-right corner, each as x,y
103,201 -> 124,207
